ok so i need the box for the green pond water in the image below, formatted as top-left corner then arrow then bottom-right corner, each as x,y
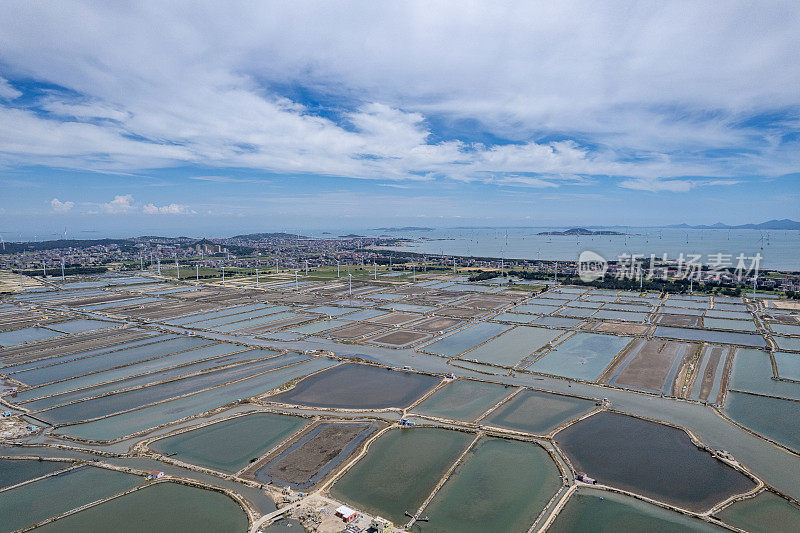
0,466 -> 142,533
413,437 -> 561,533
413,380 -> 511,421
548,488 -> 724,533
30,481 -> 249,533
329,427 -> 474,525
57,357 -> 334,441
150,412 -> 307,473
724,392 -> 800,453
460,326 -> 562,367
481,389 -> 596,434
716,491 -> 800,533
527,333 -> 631,381
0,459 -> 70,489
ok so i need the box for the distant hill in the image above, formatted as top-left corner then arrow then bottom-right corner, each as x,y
372,226 -> 434,231
537,228 -> 627,236
667,219 -> 800,230
229,232 -> 307,240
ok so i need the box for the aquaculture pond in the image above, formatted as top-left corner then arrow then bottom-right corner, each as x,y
0,458 -> 70,489
13,342 -> 254,404
0,466 -> 142,533
770,323 -> 800,336
422,322 -> 512,357
12,336 -> 214,387
31,481 -> 249,533
329,427 -> 474,526
44,319 -> 113,334
255,422 -> 380,490
774,351 -> 800,381
511,303 -> 560,315
548,488 -> 725,533
289,318 -> 352,335
459,326 -> 562,367
527,333 -> 631,381
1,333 -> 170,374
150,412 -> 308,473
57,357 -> 335,441
413,380 -> 512,421
728,348 -> 800,400
0,326 -> 61,347
724,392 -> 800,453
775,335 -> 800,352
24,348 -> 274,411
481,389 -> 596,434
703,317 -> 758,332
38,354 -> 303,425
272,363 -> 439,409
412,437 -> 561,533
653,326 -> 765,348
716,491 -> 800,533
554,412 -> 756,512
492,312 -> 538,323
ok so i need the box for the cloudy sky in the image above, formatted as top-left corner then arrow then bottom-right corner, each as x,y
1,1 -> 799,238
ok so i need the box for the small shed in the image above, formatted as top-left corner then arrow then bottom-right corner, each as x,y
335,505 -> 358,523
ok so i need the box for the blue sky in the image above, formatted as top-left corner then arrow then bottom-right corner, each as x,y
1,2 -> 799,239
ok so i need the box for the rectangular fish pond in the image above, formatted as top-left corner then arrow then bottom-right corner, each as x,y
458,326 -> 563,367
526,332 -> 631,381
254,421 -> 382,490
412,380 -> 513,422
149,412 -> 308,473
715,490 -> 800,533
30,481 -> 249,533
329,427 -> 474,526
0,465 -> 143,533
480,389 -> 596,434
548,487 -> 724,533
654,326 -> 766,348
55,357 -> 335,441
421,322 -> 512,357
411,437 -> 562,533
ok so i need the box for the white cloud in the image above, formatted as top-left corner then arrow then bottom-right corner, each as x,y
0,77 -> 21,100
50,198 -> 74,213
143,203 -> 195,215
102,194 -> 135,214
0,2 -> 797,189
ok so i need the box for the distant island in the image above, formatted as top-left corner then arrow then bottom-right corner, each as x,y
372,226 -> 434,231
667,218 -> 800,230
537,228 -> 628,236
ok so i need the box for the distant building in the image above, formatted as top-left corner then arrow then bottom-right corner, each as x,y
335,505 -> 358,523
149,471 -> 165,479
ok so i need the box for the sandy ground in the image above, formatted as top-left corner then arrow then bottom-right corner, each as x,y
0,271 -> 48,293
